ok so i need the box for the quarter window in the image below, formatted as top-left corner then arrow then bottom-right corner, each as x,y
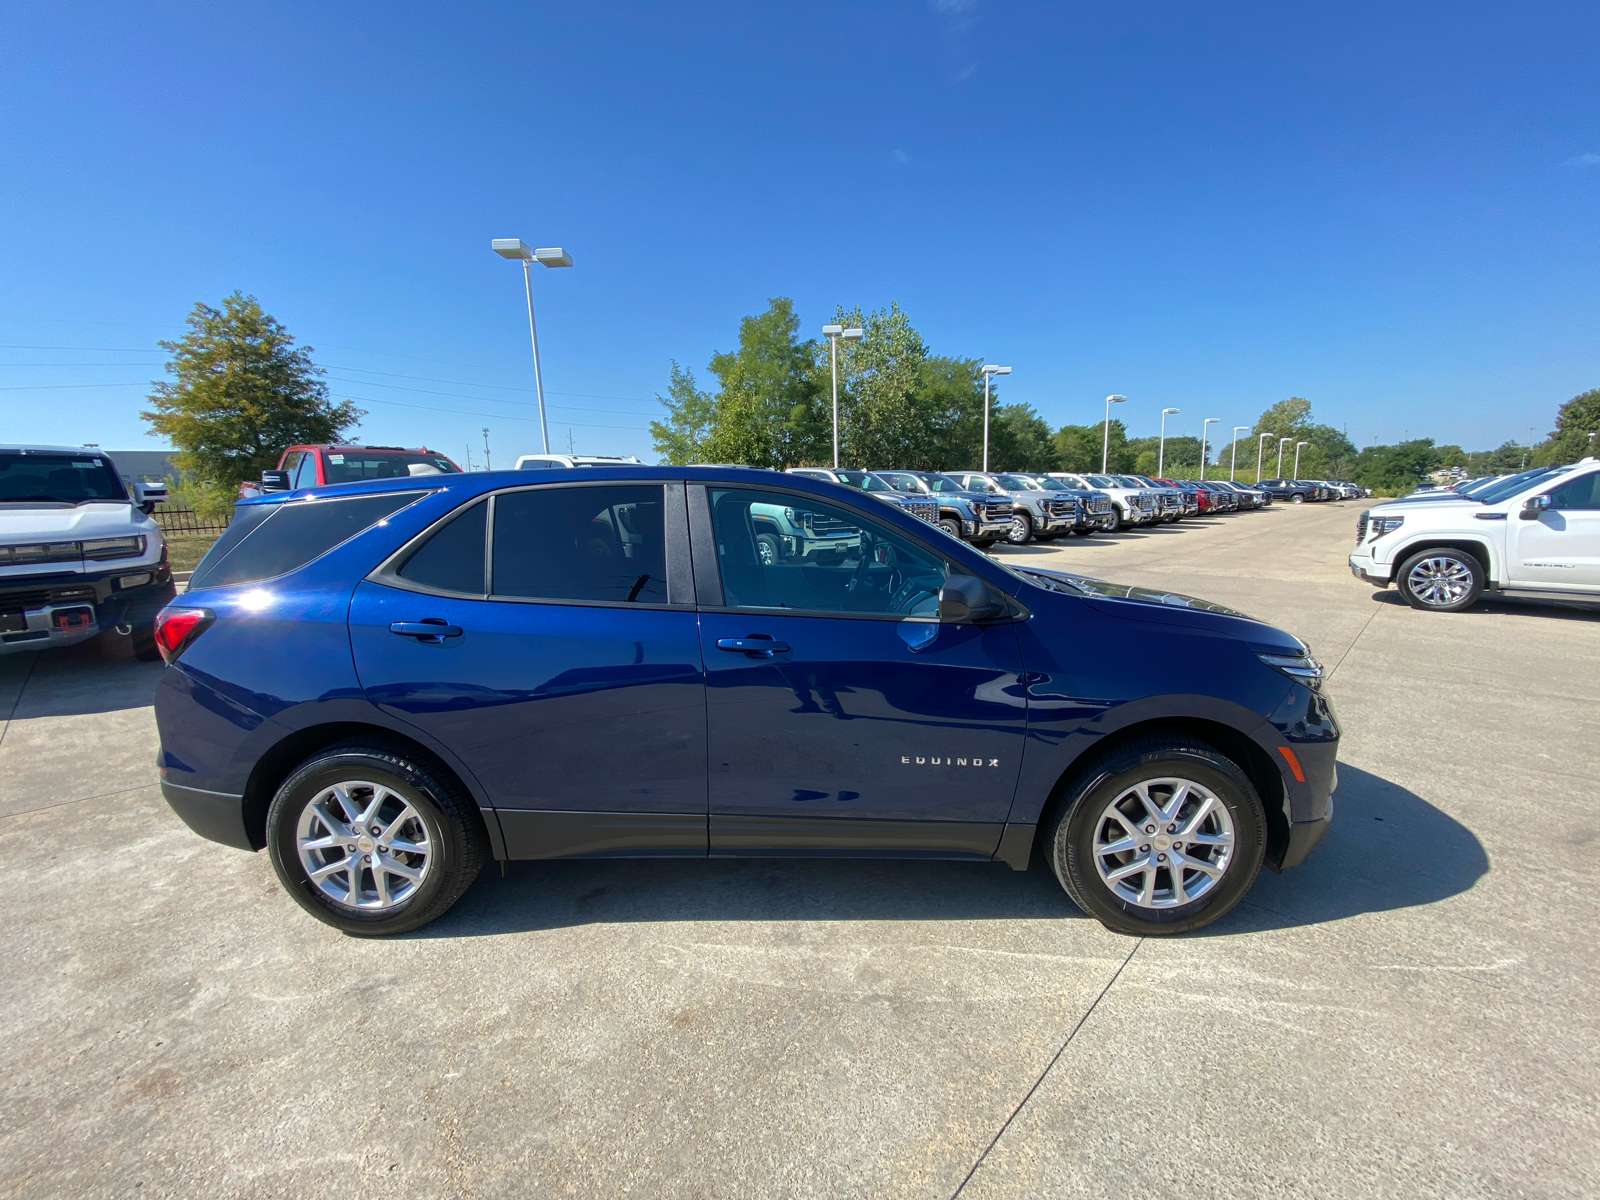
397,501 -> 487,593
491,485 -> 668,604
708,488 -> 948,617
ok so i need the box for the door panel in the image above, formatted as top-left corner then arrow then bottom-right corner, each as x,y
1509,471 -> 1600,592
351,582 -> 709,814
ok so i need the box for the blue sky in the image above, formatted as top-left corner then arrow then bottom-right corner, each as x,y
2,1 -> 1597,464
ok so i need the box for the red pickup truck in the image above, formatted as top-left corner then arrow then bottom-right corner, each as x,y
240,444 -> 463,498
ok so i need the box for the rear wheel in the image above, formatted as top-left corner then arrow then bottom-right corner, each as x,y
1048,738 -> 1266,936
1291,493 -> 1305,504
267,742 -> 488,936
1396,548 -> 1484,612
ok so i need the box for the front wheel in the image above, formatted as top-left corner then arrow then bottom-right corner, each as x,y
1006,514 -> 1034,545
267,742 -> 488,936
937,517 -> 963,539
755,533 -> 780,565
1396,548 -> 1484,612
1290,493 -> 1305,504
971,537 -> 998,549
1048,738 -> 1266,936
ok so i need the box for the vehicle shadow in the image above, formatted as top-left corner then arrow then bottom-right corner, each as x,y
1369,590 -> 1600,621
415,762 -> 1487,940
0,636 -> 162,719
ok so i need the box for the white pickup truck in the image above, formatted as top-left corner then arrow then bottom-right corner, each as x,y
0,446 -> 175,658
1349,457 -> 1600,611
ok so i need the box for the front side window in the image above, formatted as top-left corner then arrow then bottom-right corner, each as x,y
709,488 -> 948,617
921,474 -> 967,493
492,485 -> 668,604
996,474 -> 1044,491
1544,470 -> 1600,511
324,451 -> 460,484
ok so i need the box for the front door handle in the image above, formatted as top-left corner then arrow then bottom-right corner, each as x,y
717,637 -> 790,657
390,620 -> 463,643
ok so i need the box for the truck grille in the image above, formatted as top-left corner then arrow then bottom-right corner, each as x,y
1048,499 -> 1073,517
1090,498 -> 1111,514
1355,512 -> 1368,544
0,584 -> 97,614
902,498 -> 938,523
807,512 -> 856,537
982,501 -> 1013,522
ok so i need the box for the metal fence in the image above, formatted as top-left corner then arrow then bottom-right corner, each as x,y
153,506 -> 232,535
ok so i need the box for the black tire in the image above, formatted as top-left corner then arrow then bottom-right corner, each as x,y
1395,547 -> 1485,613
266,742 -> 488,936
128,580 -> 177,662
937,517 -> 962,539
1071,528 -> 1093,537
1047,737 -> 1266,936
755,532 -> 780,565
1006,514 -> 1034,545
1290,493 -> 1305,504
971,537 -> 997,549
1115,508 -> 1132,531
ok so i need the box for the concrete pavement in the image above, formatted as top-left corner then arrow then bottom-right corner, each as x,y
0,499 -> 1594,1199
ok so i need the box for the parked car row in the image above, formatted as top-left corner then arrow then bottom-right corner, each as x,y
1256,479 -> 1368,503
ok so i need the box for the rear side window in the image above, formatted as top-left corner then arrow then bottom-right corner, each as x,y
396,501 -> 487,593
492,485 -> 668,604
191,492 -> 421,589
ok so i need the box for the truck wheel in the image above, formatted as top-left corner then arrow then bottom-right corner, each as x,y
1396,548 -> 1484,612
971,537 -> 997,549
267,742 -> 488,936
937,517 -> 962,539
755,533 -> 780,565
1048,737 -> 1266,937
1291,493 -> 1305,504
1006,514 -> 1034,545
128,581 -> 177,662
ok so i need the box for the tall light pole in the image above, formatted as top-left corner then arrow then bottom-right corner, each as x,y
1230,426 -> 1249,480
982,365 -> 1012,471
1294,440 -> 1309,477
822,324 -> 864,468
491,238 -> 573,455
1158,408 -> 1180,476
1277,436 -> 1293,477
1102,394 -> 1127,472
1256,432 -> 1272,483
482,428 -> 492,471
1199,418 -> 1219,481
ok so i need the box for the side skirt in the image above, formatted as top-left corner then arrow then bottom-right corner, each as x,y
710,815 -> 1004,859
497,810 -> 708,859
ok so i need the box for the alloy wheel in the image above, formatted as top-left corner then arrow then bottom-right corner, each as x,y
296,780 -> 432,910
1092,777 -> 1235,909
1405,556 -> 1474,608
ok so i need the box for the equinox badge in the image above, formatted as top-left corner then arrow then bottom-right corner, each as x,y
902,755 -> 1000,767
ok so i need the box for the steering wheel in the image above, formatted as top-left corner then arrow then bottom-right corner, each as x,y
845,549 -> 903,600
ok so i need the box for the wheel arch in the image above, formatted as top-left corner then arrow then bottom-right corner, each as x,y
1031,716 -> 1290,871
1392,537 -> 1496,583
240,720 -> 503,857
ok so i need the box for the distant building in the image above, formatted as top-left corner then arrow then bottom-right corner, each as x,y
105,450 -> 180,482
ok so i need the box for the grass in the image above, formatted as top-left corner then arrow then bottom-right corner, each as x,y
163,531 -> 222,573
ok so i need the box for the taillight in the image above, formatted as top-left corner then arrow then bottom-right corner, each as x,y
153,607 -> 214,663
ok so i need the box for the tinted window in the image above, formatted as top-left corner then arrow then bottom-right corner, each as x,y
709,488 -> 948,617
397,501 -> 486,593
191,492 -> 421,589
324,452 -> 459,484
1545,471 -> 1600,511
492,485 -> 668,603
0,453 -> 127,504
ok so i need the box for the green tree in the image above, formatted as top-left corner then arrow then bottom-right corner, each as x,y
143,294 -> 360,510
913,356 -> 987,470
649,362 -> 716,465
1531,388 -> 1600,465
987,403 -> 1058,472
830,302 -> 935,468
1055,419 -> 1132,473
1352,439 -> 1442,491
699,298 -> 825,469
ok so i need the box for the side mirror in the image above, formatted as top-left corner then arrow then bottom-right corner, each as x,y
131,479 -> 167,514
260,469 -> 293,493
938,574 -> 1008,624
1520,494 -> 1552,520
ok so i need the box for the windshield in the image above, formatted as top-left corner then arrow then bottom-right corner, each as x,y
876,472 -> 929,494
835,470 -> 893,493
1029,476 -> 1072,491
995,474 -> 1044,490
919,473 -> 968,493
0,452 -> 129,504
1472,465 -> 1566,506
1113,476 -> 1146,487
324,451 -> 460,484
1082,474 -> 1118,488
1457,476 -> 1505,496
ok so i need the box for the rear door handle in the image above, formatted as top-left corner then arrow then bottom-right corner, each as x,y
390,620 -> 463,643
716,637 -> 789,657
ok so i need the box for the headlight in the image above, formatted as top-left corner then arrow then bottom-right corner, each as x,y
82,536 -> 148,561
1257,649 -> 1324,691
1369,515 -> 1404,538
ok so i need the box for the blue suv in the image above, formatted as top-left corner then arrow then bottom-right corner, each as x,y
153,467 -> 1337,937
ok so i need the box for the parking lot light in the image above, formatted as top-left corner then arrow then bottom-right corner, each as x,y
1158,408 -> 1180,477
1230,426 -> 1249,480
1102,395 -> 1127,472
1277,437 -> 1293,478
491,238 -> 573,455
1295,440 -> 1310,477
1257,432 -> 1272,483
982,366 -> 1012,472
823,325 -> 865,468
